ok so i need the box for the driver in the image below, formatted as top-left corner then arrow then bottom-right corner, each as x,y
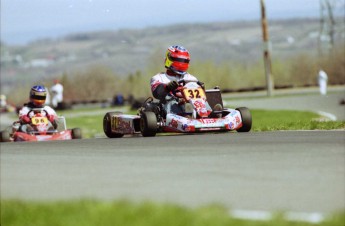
150,45 -> 209,115
18,85 -> 58,133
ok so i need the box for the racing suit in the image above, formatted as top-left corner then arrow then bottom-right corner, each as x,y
18,102 -> 58,133
150,72 -> 211,115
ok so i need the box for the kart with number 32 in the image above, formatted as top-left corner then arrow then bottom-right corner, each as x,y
103,79 -> 252,138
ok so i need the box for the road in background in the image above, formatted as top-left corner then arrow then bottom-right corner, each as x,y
223,86 -> 345,120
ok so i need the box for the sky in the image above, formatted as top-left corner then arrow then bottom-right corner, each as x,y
1,0 -> 322,45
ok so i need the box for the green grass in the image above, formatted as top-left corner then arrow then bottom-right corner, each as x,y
56,106 -> 129,138
64,114 -> 105,138
1,199 -> 344,226
251,109 -> 345,131
58,108 -> 344,138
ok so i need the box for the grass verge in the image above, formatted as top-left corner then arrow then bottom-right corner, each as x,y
251,109 -> 345,131
1,199 -> 344,226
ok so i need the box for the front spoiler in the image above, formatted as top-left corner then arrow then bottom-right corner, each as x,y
109,108 -> 243,135
13,130 -> 73,142
164,109 -> 242,133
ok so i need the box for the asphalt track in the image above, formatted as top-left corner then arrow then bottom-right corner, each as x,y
1,131 -> 344,216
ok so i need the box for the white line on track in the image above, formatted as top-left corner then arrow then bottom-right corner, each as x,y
229,209 -> 324,224
317,111 -> 337,121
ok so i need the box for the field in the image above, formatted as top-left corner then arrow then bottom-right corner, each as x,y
1,18 -> 344,104
2,199 -> 344,226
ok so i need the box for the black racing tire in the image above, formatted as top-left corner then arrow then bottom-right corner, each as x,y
236,107 -> 252,132
71,128 -> 82,139
103,112 -> 124,138
0,130 -> 11,142
140,111 -> 157,137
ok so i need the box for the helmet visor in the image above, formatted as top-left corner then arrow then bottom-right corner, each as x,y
30,90 -> 46,106
30,92 -> 46,100
168,55 -> 190,63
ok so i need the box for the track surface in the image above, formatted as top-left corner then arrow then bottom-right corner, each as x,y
1,131 -> 344,214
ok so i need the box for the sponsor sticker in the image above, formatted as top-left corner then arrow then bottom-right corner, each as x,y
229,122 -> 234,129
230,111 -> 238,117
112,117 -> 133,133
235,115 -> 241,124
168,118 -> 179,128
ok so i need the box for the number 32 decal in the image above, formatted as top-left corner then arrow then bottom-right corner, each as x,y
188,89 -> 201,99
183,88 -> 206,100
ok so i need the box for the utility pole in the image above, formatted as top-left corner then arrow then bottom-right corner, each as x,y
260,0 -> 274,96
319,0 -> 336,56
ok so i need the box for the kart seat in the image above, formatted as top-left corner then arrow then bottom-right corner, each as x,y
205,88 -> 223,111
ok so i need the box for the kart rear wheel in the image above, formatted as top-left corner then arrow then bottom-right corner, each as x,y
0,130 -> 11,142
72,128 -> 82,139
236,107 -> 252,132
103,112 -> 124,138
140,111 -> 157,137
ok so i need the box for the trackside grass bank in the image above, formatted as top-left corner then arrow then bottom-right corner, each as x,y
1,199 -> 344,226
250,109 -> 345,131
60,108 -> 345,138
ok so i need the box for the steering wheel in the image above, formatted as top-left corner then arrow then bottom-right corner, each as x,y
27,108 -> 49,117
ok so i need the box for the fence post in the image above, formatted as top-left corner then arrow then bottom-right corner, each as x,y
260,0 -> 274,96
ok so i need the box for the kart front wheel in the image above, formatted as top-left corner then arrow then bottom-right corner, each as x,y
140,111 -> 157,137
236,107 -> 252,132
103,112 -> 124,138
72,128 -> 82,139
0,130 -> 11,142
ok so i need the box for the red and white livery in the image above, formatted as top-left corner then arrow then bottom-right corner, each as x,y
103,80 -> 252,138
0,109 -> 81,142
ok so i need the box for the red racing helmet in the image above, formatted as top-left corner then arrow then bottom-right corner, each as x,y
164,45 -> 190,75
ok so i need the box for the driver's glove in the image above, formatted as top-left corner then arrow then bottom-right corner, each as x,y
47,114 -> 56,123
166,81 -> 178,92
20,115 -> 31,124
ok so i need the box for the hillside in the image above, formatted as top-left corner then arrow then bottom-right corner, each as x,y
1,18 -> 343,94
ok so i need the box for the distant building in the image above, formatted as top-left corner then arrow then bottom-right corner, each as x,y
28,58 -> 54,68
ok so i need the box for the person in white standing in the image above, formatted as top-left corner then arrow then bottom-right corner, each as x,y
51,79 -> 64,108
318,69 -> 328,95
0,94 -> 7,108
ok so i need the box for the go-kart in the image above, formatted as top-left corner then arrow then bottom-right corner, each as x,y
103,79 -> 252,138
0,108 -> 82,142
